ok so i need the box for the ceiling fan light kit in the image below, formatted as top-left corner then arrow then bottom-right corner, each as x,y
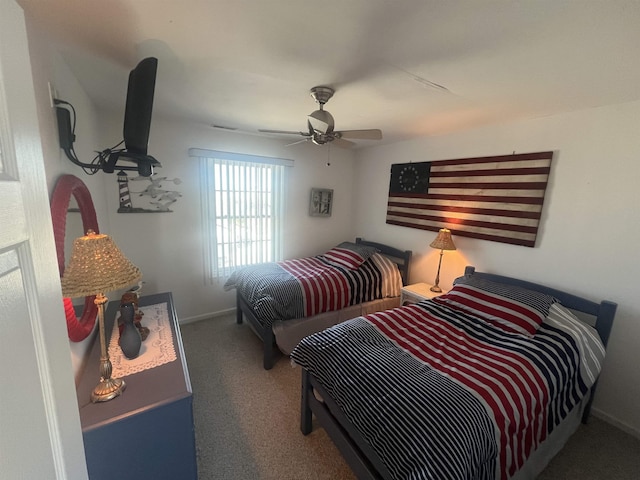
259,86 -> 382,149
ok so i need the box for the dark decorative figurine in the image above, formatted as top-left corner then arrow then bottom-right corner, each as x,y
121,290 -> 150,340
118,302 -> 142,359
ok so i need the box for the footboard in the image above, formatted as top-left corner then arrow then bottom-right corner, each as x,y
236,290 -> 279,370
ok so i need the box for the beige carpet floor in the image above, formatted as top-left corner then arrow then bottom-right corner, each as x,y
181,315 -> 640,479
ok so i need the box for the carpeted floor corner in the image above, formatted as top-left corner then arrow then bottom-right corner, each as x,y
181,315 -> 355,480
181,315 -> 640,479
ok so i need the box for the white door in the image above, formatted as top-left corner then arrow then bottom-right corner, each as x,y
0,0 -> 88,478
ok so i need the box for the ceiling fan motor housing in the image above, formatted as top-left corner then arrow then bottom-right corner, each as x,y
308,109 -> 334,134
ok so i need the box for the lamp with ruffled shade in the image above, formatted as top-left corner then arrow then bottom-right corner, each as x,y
61,230 -> 142,403
429,228 -> 456,293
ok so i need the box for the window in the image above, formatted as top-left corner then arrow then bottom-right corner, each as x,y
191,149 -> 292,281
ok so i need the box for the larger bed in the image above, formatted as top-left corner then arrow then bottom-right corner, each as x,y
225,238 -> 412,369
291,266 -> 617,480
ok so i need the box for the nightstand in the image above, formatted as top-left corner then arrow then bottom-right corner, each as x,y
401,283 -> 447,305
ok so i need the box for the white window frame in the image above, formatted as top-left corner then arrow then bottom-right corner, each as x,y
190,148 -> 293,282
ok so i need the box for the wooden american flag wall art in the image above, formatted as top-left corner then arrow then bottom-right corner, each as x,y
386,151 -> 553,247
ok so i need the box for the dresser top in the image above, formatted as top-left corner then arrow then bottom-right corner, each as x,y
76,292 -> 192,432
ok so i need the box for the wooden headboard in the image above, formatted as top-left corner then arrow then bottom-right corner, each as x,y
356,237 -> 412,286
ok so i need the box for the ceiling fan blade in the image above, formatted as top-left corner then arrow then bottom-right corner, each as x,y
258,129 -> 310,137
331,137 -> 356,148
285,138 -> 311,147
337,129 -> 383,140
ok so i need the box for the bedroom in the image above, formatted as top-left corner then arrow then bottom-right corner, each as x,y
3,0 -> 640,478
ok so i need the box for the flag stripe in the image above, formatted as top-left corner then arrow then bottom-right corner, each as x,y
386,217 -> 538,239
386,219 -> 538,247
386,152 -> 552,247
395,193 -> 546,204
387,200 -> 542,218
430,151 -> 553,167
387,212 -> 540,232
430,182 -> 548,190
430,168 -> 550,178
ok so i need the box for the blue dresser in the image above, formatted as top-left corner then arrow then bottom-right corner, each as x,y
76,292 -> 197,479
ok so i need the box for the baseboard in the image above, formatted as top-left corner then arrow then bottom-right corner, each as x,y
179,307 -> 235,325
592,407 -> 640,439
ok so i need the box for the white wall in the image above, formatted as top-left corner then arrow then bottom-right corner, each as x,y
97,113 -> 357,322
24,16 -> 112,377
352,100 -> 640,437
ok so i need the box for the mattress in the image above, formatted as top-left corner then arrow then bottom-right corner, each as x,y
273,296 -> 400,355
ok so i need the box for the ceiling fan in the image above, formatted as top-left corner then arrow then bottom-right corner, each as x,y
259,86 -> 382,148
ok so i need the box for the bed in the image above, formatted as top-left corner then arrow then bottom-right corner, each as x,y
224,238 -> 412,369
291,266 -> 617,480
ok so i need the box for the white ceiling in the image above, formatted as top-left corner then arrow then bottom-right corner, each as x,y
19,0 -> 640,148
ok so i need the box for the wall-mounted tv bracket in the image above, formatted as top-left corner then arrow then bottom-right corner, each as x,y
54,99 -> 161,177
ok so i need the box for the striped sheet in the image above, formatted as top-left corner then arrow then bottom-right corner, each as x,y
291,301 -> 604,480
224,252 -> 402,326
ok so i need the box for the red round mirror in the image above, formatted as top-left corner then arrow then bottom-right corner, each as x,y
50,175 -> 100,341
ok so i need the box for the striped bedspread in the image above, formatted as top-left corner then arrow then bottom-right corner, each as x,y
291,300 -> 605,480
224,253 -> 401,327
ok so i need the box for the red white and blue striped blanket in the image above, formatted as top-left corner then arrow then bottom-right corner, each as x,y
291,300 -> 605,480
224,253 -> 401,327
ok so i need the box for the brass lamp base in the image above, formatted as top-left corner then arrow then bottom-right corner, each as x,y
430,248 -> 445,293
91,377 -> 126,403
89,293 -> 127,403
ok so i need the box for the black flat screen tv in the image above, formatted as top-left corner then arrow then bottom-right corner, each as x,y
123,57 -> 157,155
102,56 -> 160,176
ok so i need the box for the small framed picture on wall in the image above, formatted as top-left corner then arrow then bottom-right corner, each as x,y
309,188 -> 333,217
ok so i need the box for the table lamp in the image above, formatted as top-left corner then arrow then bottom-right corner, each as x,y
61,230 -> 142,402
429,228 -> 456,293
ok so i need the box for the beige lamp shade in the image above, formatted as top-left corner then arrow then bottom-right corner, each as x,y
429,228 -> 456,251
61,230 -> 142,298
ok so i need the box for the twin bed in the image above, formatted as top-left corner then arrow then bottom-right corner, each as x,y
225,238 -> 412,369
291,266 -> 616,480
224,242 -> 616,479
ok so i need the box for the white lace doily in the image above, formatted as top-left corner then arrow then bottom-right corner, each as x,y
108,302 -> 177,377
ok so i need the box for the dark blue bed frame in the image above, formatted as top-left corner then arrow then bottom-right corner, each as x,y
235,238 -> 412,370
300,266 -> 617,480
